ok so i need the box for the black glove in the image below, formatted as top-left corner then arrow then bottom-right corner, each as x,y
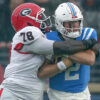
92,44 -> 100,57
82,39 -> 97,49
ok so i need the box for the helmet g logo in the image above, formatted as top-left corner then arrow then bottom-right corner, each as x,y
20,8 -> 31,16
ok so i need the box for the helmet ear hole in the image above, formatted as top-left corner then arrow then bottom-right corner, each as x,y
27,23 -> 33,26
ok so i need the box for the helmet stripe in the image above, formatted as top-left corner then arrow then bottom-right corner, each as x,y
67,2 -> 76,16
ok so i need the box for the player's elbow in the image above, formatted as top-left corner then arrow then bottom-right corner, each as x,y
37,73 -> 45,79
37,69 -> 46,79
88,59 -> 95,66
89,52 -> 96,66
37,73 -> 43,79
86,50 -> 96,66
87,56 -> 95,66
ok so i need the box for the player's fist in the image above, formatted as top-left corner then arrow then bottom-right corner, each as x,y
83,39 -> 97,49
92,43 -> 100,57
62,57 -> 73,69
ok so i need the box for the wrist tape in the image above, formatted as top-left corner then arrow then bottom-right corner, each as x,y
57,61 -> 67,71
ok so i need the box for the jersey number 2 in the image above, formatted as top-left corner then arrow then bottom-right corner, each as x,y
65,63 -> 80,80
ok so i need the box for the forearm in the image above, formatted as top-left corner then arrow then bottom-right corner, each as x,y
38,58 -> 72,79
19,37 -> 97,56
37,64 -> 61,79
53,39 -> 97,55
69,50 -> 95,65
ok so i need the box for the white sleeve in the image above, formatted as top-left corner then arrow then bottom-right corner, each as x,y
20,26 -> 43,44
20,36 -> 55,55
14,26 -> 55,55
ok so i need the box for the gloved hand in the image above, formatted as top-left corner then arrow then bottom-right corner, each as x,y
92,43 -> 100,57
83,39 -> 97,49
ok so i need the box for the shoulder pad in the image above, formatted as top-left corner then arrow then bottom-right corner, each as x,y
14,26 -> 45,45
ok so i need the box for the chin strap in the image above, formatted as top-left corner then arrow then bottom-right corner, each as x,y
41,27 -> 50,34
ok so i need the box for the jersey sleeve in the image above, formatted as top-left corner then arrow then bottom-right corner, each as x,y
20,26 -> 44,44
83,28 -> 97,40
18,26 -> 55,55
90,28 -> 97,40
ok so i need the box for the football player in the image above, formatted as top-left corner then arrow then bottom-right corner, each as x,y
0,3 -> 97,100
38,2 -> 99,100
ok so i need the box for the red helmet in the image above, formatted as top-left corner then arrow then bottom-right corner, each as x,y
11,3 -> 52,32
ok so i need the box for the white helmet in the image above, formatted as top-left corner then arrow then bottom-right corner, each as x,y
54,2 -> 83,39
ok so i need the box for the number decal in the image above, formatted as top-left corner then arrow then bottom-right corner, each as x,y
27,32 -> 34,40
65,63 -> 80,80
20,33 -> 26,42
20,31 -> 34,42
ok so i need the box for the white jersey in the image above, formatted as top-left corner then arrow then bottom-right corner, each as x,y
2,26 -> 54,99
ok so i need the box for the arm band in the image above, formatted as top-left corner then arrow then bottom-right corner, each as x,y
57,61 -> 67,71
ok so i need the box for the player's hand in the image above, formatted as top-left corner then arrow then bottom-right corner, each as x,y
83,39 -> 97,49
62,57 -> 73,69
91,43 -> 100,57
